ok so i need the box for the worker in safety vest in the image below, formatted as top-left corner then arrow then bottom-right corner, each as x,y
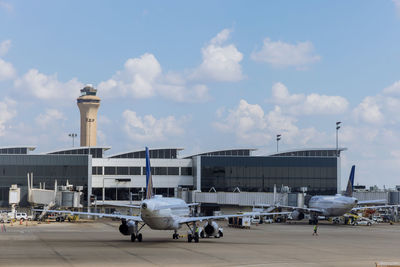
312,224 -> 319,236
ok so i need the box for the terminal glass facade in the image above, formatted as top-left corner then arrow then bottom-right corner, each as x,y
200,156 -> 337,195
0,155 -> 90,206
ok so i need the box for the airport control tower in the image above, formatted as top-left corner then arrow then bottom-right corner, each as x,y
77,84 -> 100,147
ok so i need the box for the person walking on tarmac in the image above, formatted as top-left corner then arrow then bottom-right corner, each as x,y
312,224 -> 319,236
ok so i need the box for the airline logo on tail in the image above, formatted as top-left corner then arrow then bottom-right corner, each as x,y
145,147 -> 154,199
344,165 -> 355,197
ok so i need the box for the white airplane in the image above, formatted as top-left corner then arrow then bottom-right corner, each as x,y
35,147 -> 288,243
258,165 -> 399,224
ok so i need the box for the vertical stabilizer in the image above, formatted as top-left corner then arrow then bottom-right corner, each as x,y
145,147 -> 154,199
344,165 -> 355,197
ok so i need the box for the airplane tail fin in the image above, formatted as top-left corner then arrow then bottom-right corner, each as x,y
145,147 -> 154,199
344,165 -> 355,197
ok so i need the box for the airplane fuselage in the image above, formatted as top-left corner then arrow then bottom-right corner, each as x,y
140,197 -> 190,230
309,195 -> 358,217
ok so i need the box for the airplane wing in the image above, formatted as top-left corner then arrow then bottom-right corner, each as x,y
99,203 -> 141,209
177,211 -> 290,224
92,202 -> 141,209
357,199 -> 387,205
32,209 -> 143,222
268,205 -> 324,214
153,203 -> 200,211
352,204 -> 400,211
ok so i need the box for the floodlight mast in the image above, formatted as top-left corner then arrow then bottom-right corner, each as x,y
276,134 -> 281,153
336,122 -> 341,157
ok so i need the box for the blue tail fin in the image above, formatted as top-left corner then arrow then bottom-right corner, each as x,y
344,165 -> 355,197
145,147 -> 154,199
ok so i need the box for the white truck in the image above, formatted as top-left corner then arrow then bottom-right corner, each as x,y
7,212 -> 32,221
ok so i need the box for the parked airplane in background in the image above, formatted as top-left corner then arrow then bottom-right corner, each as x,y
35,147 -> 288,243
260,166 -> 399,224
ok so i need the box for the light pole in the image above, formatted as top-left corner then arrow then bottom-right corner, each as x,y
336,122 -> 341,157
276,134 -> 281,153
68,133 -> 77,147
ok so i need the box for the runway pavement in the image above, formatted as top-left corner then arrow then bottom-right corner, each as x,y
0,220 -> 399,266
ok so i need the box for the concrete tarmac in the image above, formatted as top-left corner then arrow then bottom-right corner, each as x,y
0,220 -> 399,266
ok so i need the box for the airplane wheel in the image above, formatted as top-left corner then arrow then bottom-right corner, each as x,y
131,234 -> 136,242
367,222 -> 371,226
219,231 -> 223,237
137,233 -> 143,242
194,235 -> 199,243
187,234 -> 192,242
200,231 -> 204,238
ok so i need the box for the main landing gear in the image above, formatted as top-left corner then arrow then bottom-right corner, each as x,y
131,233 -> 143,242
186,222 -> 200,243
131,222 -> 146,242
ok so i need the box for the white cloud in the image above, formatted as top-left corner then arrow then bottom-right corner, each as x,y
122,110 -> 185,142
394,0 -> 400,16
35,109 -> 65,128
98,115 -> 112,125
99,53 -> 161,98
0,58 -> 16,81
0,40 -> 15,80
214,99 -> 312,145
0,40 -> 11,56
158,72 -> 210,102
271,82 -> 303,105
352,91 -> 400,125
0,1 -> 13,12
99,54 -> 210,102
14,69 -> 83,100
352,81 -> 400,125
0,98 -> 16,136
383,80 -> 400,95
191,29 -> 244,82
214,100 -> 269,144
251,38 -> 320,68
270,82 -> 349,115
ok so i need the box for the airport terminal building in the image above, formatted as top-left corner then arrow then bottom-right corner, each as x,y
0,146 -> 344,207
0,85 -> 350,207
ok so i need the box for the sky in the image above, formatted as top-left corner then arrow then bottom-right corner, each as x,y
1,1 -> 400,189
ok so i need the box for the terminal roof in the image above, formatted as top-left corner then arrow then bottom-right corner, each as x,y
108,148 -> 184,159
0,146 -> 36,154
268,147 -> 347,157
184,148 -> 257,158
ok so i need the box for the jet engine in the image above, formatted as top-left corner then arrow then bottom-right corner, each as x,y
119,220 -> 136,236
290,210 -> 305,220
201,221 -> 223,238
